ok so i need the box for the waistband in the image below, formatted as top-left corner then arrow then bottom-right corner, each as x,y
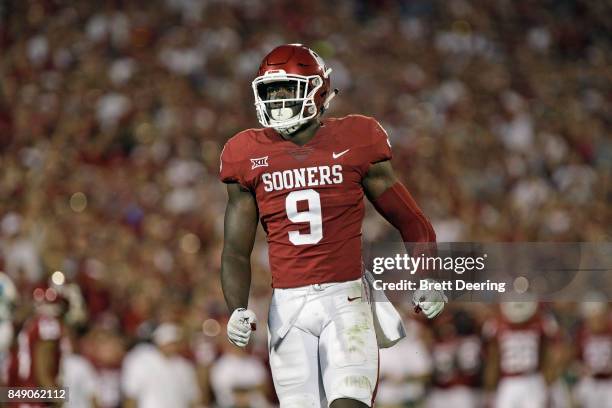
273,278 -> 362,293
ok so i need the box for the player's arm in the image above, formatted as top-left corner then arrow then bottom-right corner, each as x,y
221,183 -> 257,310
363,160 -> 445,319
542,316 -> 564,384
33,339 -> 58,388
362,160 -> 436,243
221,182 -> 259,346
483,339 -> 500,391
542,338 -> 561,384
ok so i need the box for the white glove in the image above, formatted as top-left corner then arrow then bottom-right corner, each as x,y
227,308 -> 257,347
412,279 -> 448,319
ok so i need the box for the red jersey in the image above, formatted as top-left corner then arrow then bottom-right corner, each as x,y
219,115 -> 392,288
431,339 -> 459,388
576,319 -> 612,378
8,315 -> 64,388
483,313 -> 558,377
431,336 -> 482,388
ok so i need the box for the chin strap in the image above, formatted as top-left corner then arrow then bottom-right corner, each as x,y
276,123 -> 303,136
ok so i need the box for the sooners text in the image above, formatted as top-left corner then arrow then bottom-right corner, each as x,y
262,165 -> 343,192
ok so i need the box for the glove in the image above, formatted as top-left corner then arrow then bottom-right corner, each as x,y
227,308 -> 257,347
412,279 -> 448,319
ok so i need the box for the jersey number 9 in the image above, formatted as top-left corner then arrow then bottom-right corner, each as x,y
285,189 -> 323,245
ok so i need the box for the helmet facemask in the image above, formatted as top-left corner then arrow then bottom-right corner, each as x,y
252,71 -> 324,136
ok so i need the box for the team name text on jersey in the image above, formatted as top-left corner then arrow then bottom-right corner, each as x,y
262,165 -> 343,192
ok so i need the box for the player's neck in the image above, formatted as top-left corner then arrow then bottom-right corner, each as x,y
281,120 -> 321,146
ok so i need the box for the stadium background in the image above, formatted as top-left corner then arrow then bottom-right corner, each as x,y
0,0 -> 610,406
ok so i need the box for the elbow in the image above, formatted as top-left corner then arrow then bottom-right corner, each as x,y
424,219 -> 436,243
221,248 -> 250,266
396,216 -> 436,244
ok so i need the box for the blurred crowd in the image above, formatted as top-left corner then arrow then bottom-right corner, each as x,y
0,0 -> 610,407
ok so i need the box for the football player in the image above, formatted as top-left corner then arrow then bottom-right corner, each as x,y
6,284 -> 68,407
219,44 -> 444,408
427,309 -> 482,408
0,272 -> 17,384
483,301 -> 559,408
573,298 -> 612,408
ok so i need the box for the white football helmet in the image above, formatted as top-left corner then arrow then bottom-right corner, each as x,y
500,301 -> 538,324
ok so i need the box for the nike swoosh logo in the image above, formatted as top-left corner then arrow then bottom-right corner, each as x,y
332,149 -> 350,159
347,296 -> 361,302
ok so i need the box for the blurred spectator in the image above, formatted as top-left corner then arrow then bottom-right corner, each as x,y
86,327 -> 125,408
210,339 -> 270,408
62,328 -> 99,408
377,317 -> 432,407
0,212 -> 44,284
122,323 -> 201,408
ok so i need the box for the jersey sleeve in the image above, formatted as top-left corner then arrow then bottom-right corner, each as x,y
367,118 -> 392,164
218,138 -> 247,188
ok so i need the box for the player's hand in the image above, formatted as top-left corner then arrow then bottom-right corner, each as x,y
412,279 -> 448,319
227,308 -> 257,347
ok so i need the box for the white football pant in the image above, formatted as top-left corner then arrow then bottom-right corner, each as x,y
427,386 -> 477,408
267,279 -> 379,407
574,377 -> 612,408
494,374 -> 547,408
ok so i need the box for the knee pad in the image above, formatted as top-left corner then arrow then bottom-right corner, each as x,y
330,375 -> 373,403
280,393 -> 319,408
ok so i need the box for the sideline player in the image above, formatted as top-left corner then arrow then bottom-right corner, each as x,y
427,310 -> 482,408
483,301 -> 559,408
573,299 -> 612,408
219,44 -> 445,408
0,272 -> 17,384
6,284 -> 68,407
